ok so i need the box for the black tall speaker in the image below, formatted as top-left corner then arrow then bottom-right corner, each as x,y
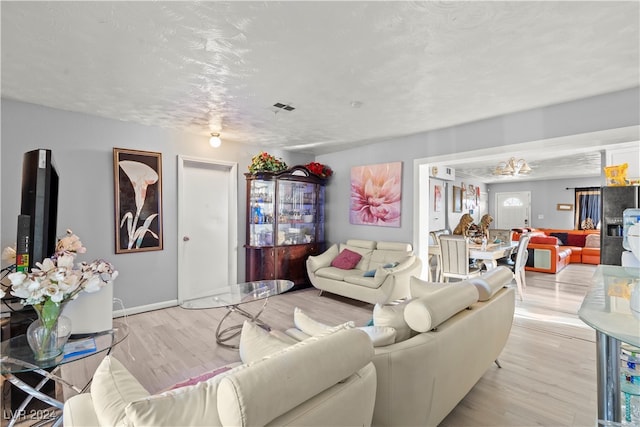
600,186 -> 640,265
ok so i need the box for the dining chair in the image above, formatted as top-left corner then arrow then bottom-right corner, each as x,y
429,229 -> 450,282
499,234 -> 531,300
437,235 -> 482,282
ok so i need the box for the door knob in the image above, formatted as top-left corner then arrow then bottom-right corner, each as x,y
183,236 -> 190,242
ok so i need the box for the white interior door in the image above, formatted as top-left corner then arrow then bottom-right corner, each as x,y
178,156 -> 237,303
495,191 -> 531,229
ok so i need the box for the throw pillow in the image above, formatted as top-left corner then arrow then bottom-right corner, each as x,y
126,374 -> 225,426
293,307 -> 355,336
567,233 -> 587,247
585,234 -> 601,248
357,325 -> 397,347
373,300 -> 412,342
91,356 -> 150,426
330,248 -> 363,269
549,232 -> 568,246
239,321 -> 292,364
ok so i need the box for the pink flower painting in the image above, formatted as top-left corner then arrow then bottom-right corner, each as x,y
350,162 -> 402,227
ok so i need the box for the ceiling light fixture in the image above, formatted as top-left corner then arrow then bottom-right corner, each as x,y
209,132 -> 222,148
493,157 -> 531,176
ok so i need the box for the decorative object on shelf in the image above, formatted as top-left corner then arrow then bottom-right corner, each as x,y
350,161 -> 402,227
113,148 -> 163,254
3,230 -> 118,360
305,162 -> 333,178
248,152 -> 288,174
209,132 -> 222,148
493,157 -> 532,176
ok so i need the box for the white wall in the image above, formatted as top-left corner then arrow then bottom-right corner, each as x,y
2,87 -> 639,310
317,87 -> 639,248
488,177 -> 602,229
1,99 -> 312,312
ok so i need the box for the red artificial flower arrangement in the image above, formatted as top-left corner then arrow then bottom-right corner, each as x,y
305,162 -> 333,178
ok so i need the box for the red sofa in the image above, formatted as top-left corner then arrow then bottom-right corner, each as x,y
512,228 -> 600,274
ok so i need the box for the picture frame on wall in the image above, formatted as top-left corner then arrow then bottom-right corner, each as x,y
453,185 -> 462,213
113,148 -> 164,253
350,161 -> 402,227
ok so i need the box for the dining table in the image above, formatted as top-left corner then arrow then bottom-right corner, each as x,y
428,240 -> 517,282
468,241 -> 518,270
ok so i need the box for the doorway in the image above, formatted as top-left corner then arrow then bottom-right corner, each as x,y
494,191 -> 531,229
177,156 -> 238,303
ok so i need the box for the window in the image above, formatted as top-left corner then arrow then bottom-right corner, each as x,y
574,187 -> 600,230
502,197 -> 523,207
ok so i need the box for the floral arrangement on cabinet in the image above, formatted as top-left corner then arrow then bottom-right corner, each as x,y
305,162 -> 333,178
248,152 -> 288,174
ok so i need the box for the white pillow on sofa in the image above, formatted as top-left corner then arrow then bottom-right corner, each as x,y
239,320 -> 292,364
373,300 -> 412,342
294,307 -> 355,336
91,356 -> 150,426
404,284 -> 479,332
91,355 -> 227,427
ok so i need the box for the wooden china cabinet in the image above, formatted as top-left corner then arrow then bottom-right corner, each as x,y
244,166 -> 327,287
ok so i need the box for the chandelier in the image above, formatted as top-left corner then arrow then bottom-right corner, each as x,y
493,157 -> 532,176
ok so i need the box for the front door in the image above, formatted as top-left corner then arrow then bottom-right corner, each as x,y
177,156 -> 237,303
495,191 -> 531,229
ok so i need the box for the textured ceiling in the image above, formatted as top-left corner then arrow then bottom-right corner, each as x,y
2,1 -> 639,164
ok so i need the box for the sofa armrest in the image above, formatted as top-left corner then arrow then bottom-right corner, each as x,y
306,244 -> 339,273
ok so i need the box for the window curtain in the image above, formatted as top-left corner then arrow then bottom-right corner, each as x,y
575,187 -> 601,230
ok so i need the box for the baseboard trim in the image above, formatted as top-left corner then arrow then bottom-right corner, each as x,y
113,300 -> 178,318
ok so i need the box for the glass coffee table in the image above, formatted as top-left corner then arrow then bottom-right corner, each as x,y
180,280 -> 294,348
0,321 -> 129,427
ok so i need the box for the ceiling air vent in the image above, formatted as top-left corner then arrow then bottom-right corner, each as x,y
273,102 -> 295,111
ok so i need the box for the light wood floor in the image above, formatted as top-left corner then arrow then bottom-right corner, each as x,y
62,263 -> 599,426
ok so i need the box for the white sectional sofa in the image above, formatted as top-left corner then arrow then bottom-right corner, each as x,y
306,239 -> 422,304
287,266 -> 516,427
63,328 -> 377,427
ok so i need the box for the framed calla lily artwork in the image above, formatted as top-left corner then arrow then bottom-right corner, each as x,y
113,148 -> 163,253
350,161 -> 402,227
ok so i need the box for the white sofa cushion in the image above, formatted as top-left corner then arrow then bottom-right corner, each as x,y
340,242 -> 375,271
294,307 -> 355,336
373,299 -> 412,342
468,266 -> 514,301
344,272 -> 386,288
409,276 -> 448,298
307,244 -> 339,273
358,325 -> 397,346
315,266 -> 363,281
91,356 -> 150,426
404,282 -> 479,332
217,328 -> 373,426
126,379 -> 225,427
376,241 -> 412,251
239,320 -> 292,364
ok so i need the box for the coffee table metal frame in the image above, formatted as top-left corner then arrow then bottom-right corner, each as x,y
180,279 -> 294,349
0,322 -> 129,427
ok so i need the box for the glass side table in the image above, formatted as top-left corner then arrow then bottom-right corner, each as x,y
578,265 -> 640,424
1,321 -> 129,427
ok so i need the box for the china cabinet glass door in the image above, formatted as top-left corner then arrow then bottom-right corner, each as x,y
248,179 -> 275,246
277,180 -> 317,246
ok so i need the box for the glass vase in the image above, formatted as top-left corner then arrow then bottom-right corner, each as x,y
26,304 -> 72,361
